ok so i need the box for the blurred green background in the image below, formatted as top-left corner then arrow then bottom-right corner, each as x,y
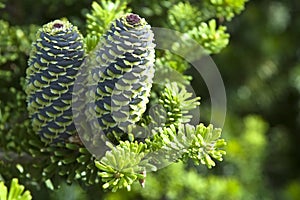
1,0 -> 300,199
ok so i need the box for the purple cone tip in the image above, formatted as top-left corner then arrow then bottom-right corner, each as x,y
126,14 -> 141,25
53,23 -> 64,29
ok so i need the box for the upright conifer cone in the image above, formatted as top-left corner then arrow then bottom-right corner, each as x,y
25,19 -> 84,143
86,13 -> 155,142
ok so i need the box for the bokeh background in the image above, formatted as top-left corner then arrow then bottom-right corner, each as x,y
1,0 -> 300,199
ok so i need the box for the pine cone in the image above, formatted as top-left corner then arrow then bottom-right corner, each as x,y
85,13 -> 155,142
25,19 -> 85,143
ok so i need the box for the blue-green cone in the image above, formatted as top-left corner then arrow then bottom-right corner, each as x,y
25,19 -> 85,143
85,13 -> 155,142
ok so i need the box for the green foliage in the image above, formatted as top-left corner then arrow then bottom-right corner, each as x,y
0,20 -> 37,65
96,121 -> 226,192
147,165 -> 242,200
213,2 -> 300,197
83,34 -> 99,53
174,123 -> 226,168
85,0 -> 130,51
147,123 -> 226,168
189,19 -> 229,54
168,2 -> 202,32
101,115 -> 268,200
158,82 -> 200,127
12,10 -> 226,193
1,0 -> 299,199
129,0 -> 178,19
0,0 -> 256,196
0,88 -> 28,153
283,180 -> 300,200
155,52 -> 190,75
0,20 -> 37,154
289,63 -> 300,92
224,115 -> 270,199
153,53 -> 192,88
204,0 -> 249,21
0,178 -> 32,200
106,162 -> 243,200
22,129 -> 100,186
166,2 -> 233,54
0,20 -> 17,64
49,182 -> 87,200
95,141 -> 153,191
